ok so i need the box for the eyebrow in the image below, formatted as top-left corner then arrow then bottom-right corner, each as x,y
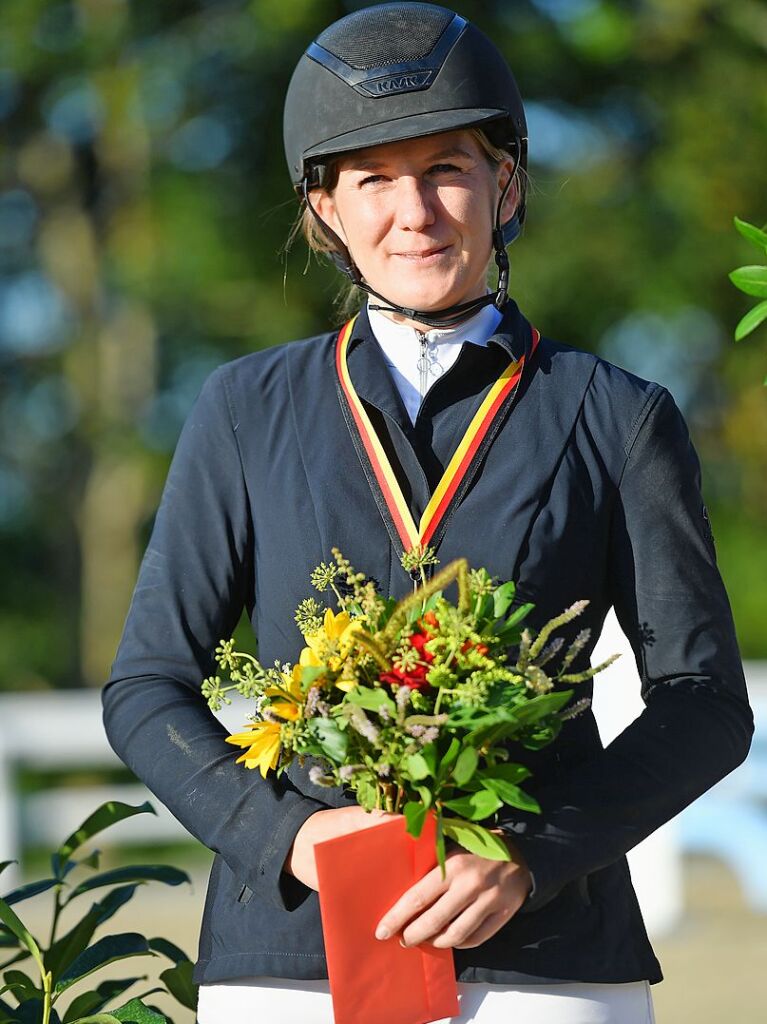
347,145 -> 475,172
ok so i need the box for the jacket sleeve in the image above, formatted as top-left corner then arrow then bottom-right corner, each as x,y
501,385 -> 754,912
101,367 -> 329,912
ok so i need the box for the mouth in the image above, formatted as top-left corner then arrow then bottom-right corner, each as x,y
393,244 -> 451,262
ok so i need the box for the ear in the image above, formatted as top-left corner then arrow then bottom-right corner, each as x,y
497,158 -> 520,223
312,189 -> 348,246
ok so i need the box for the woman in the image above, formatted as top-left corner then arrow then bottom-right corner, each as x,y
103,4 -> 753,1023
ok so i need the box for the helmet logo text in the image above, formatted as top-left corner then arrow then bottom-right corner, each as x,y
358,70 -> 434,97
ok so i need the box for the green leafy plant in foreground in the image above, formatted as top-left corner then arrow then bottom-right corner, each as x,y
730,216 -> 767,385
0,802 -> 197,1024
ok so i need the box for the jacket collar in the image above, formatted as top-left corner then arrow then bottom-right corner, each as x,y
345,298 -> 530,362
343,299 -> 531,424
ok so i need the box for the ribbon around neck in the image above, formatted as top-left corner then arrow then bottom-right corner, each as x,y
335,314 -> 540,566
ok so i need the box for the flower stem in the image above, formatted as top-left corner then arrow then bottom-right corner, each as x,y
48,885 -> 62,948
41,970 -> 53,1024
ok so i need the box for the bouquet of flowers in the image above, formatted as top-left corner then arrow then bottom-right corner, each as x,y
203,546 -> 619,874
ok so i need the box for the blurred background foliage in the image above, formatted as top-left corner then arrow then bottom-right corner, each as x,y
0,0 -> 765,691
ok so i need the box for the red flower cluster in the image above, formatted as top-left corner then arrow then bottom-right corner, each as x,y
379,613 -> 437,692
379,612 -> 491,692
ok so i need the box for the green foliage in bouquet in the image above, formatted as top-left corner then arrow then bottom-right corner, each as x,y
730,216 -> 767,385
0,802 -> 197,1024
204,550 -> 620,874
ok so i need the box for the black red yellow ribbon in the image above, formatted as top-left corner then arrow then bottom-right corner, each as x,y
335,314 -> 540,563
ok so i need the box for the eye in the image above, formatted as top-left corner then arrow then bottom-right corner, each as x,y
358,174 -> 387,187
428,162 -> 462,175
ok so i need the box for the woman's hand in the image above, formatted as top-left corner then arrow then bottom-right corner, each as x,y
284,806 -> 398,891
374,834 -> 532,950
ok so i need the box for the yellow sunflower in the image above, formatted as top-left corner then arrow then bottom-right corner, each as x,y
264,664 -> 304,721
305,608 -> 367,675
226,721 -> 282,778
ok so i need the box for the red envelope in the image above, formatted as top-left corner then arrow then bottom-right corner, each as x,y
314,812 -> 460,1024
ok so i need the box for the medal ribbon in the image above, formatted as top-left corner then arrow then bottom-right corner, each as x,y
335,314 -> 540,563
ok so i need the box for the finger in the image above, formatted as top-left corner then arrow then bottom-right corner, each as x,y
453,907 -> 514,949
375,862 -> 452,940
426,894 -> 498,949
399,887 -> 478,947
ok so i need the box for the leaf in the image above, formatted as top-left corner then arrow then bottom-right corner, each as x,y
0,929 -> 19,950
735,300 -> 767,341
492,581 -> 516,618
352,773 -> 377,810
521,720 -> 562,750
436,815 -> 446,878
159,960 -> 197,1009
437,737 -> 460,779
405,752 -> 431,781
414,785 -> 433,809
0,926 -> 20,950
112,997 -> 170,1022
67,1016 -> 121,1024
729,265 -> 767,298
511,690 -> 573,725
0,898 -> 44,974
146,938 -> 189,965
7,996 -> 62,1024
481,778 -> 541,813
63,979 -> 143,1024
65,867 -> 188,903
2,970 -> 39,1002
2,879 -> 59,907
451,747 -> 478,787
504,602 -> 536,629
403,801 -> 428,839
442,819 -> 512,861
734,216 -> 767,251
297,665 -> 327,688
46,886 -> 140,980
343,687 -> 396,716
54,934 -> 153,995
53,804 -> 156,878
306,718 -> 348,764
479,763 -> 531,785
443,789 -> 503,821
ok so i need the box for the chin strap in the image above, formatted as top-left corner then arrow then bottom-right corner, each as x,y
301,167 -> 519,330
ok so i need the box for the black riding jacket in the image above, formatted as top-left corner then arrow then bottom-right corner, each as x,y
102,299 -> 753,986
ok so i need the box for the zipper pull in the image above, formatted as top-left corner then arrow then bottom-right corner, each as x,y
416,331 -> 429,398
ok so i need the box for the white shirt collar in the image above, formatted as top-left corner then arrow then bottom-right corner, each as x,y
366,300 -> 503,425
367,300 -> 503,355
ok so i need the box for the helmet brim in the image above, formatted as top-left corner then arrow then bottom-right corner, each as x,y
302,107 -> 514,166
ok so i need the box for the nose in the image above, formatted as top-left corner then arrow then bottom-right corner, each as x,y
393,176 -> 435,232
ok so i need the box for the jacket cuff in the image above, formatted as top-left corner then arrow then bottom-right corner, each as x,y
497,823 -> 563,914
251,794 -> 328,912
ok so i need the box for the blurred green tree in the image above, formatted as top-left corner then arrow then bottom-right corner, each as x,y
0,0 -> 765,691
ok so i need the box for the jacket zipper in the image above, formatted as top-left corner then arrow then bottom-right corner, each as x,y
416,330 -> 429,400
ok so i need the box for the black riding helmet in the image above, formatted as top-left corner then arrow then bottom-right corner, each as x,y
283,3 -> 529,328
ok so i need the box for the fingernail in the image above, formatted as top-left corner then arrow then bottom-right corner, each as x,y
375,926 -> 390,940
399,937 -> 407,948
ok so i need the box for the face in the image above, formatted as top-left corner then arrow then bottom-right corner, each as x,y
313,129 -> 517,327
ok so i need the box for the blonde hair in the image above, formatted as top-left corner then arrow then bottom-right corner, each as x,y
284,127 -> 526,318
